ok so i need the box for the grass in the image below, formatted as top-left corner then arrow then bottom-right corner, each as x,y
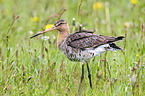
0,0 -> 145,95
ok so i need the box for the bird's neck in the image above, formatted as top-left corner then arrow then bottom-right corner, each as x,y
57,27 -> 70,47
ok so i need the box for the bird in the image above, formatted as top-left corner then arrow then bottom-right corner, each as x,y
30,19 -> 124,89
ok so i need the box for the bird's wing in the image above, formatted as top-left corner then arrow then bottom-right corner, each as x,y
66,30 -> 124,50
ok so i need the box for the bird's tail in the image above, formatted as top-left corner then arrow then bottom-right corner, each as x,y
115,36 -> 124,41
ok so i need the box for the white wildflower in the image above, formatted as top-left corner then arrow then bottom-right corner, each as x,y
29,31 -> 33,35
52,35 -> 56,39
83,27 -> 86,30
41,36 -> 50,40
73,18 -> 75,21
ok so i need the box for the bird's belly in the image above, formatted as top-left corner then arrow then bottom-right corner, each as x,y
65,49 -> 94,62
58,43 -> 94,62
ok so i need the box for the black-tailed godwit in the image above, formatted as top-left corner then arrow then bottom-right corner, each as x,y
30,19 -> 124,88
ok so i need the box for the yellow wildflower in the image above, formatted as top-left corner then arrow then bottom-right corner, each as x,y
45,24 -> 53,30
93,2 -> 102,10
0,61 -> 2,63
123,23 -> 127,28
130,0 -> 138,4
32,17 -> 38,22
136,54 -> 139,57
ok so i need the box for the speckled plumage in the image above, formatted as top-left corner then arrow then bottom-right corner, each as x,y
58,29 -> 124,62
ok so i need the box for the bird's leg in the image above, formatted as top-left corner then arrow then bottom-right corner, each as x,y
80,64 -> 84,83
78,64 -> 84,93
87,63 -> 92,88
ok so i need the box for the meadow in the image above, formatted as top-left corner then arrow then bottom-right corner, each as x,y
0,0 -> 145,95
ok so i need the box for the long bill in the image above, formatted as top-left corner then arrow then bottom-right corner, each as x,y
30,26 -> 56,39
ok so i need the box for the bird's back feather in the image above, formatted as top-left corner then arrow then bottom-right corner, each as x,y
66,30 -> 124,50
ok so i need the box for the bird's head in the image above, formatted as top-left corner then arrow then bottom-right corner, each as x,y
30,19 -> 69,39
54,19 -> 68,32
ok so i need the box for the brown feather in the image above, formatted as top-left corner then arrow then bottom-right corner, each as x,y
66,30 -> 124,50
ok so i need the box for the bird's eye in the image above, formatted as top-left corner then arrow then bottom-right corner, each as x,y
56,23 -> 63,26
55,22 -> 66,27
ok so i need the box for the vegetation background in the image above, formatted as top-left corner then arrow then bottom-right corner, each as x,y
0,0 -> 145,95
